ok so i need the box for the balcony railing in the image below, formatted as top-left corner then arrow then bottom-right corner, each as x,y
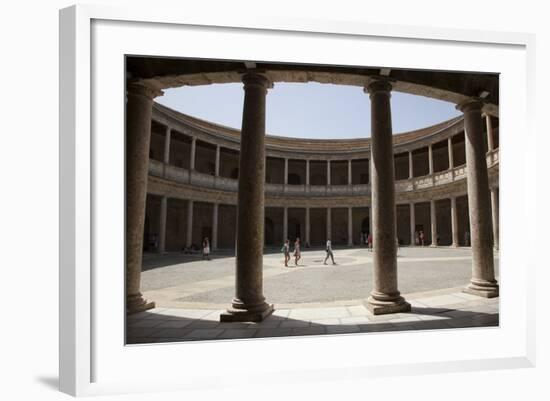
149,149 -> 498,196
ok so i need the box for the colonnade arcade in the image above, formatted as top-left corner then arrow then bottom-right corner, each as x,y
126,71 -> 500,320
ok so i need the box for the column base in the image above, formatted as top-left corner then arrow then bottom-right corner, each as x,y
364,293 -> 411,315
127,293 -> 156,314
463,279 -> 499,298
220,301 -> 274,322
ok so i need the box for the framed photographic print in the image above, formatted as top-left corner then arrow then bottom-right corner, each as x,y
60,3 -> 535,397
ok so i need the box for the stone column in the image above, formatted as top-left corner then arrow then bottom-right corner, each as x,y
220,72 -> 274,322
158,196 -> 167,254
348,207 -> 353,246
348,160 -> 353,185
486,115 -> 494,152
212,203 -> 219,250
305,207 -> 311,246
215,145 -> 221,176
430,199 -> 437,247
126,82 -> 162,314
491,188 -> 499,250
409,203 -> 415,246
428,144 -> 434,175
326,207 -> 332,240
283,207 -> 288,241
457,99 -> 498,298
163,127 -> 171,164
451,196 -> 459,247
408,151 -> 413,179
364,79 -> 410,315
284,158 -> 289,190
327,160 -> 331,186
190,137 -> 197,170
448,137 -> 454,169
185,200 -> 194,248
368,205 -> 372,235
306,160 -> 310,185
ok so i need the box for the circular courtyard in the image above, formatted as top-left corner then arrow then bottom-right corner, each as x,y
141,247 -> 500,308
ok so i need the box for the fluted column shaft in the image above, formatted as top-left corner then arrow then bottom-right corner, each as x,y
221,72 -> 273,322
365,80 -> 410,315
458,99 -> 498,298
408,151 -> 413,179
126,83 -> 161,314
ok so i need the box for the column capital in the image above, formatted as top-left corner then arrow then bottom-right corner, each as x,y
241,71 -> 273,90
363,77 -> 393,97
127,81 -> 164,100
456,97 -> 484,113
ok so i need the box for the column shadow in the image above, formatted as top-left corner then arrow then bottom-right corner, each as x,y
126,304 -> 499,345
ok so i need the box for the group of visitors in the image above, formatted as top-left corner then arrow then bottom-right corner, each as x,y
281,238 -> 337,267
414,230 -> 425,246
181,237 -> 212,259
282,238 -> 302,267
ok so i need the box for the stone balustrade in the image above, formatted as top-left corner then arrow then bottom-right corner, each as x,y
149,148 -> 498,197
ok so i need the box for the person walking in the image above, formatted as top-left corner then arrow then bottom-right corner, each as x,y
367,233 -> 373,251
293,237 -> 301,266
282,239 -> 291,267
202,237 -> 211,260
324,238 -> 336,265
419,230 -> 425,247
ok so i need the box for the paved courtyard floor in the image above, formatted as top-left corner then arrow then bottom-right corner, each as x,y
128,246 -> 499,344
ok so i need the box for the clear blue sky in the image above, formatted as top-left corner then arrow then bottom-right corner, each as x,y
156,82 -> 461,139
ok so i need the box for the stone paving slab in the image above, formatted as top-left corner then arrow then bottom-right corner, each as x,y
126,289 -> 499,345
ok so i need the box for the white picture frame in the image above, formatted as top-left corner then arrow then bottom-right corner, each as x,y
59,4 -> 536,397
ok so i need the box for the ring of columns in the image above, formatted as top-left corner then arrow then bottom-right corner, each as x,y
126,72 -> 500,319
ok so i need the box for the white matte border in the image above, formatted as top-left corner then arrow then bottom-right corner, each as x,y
60,4 -> 535,397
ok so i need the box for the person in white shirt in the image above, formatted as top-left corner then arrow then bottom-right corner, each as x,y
323,239 -> 336,265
